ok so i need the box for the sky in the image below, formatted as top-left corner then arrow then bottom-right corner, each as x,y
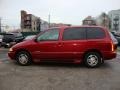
0,0 -> 120,29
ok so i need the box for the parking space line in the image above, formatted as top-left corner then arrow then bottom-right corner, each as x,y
0,58 -> 9,61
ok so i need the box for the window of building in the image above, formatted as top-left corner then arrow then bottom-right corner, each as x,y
34,27 -> 36,30
26,16 -> 30,20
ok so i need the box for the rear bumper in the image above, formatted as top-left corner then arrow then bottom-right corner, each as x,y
8,51 -> 16,60
103,51 -> 117,60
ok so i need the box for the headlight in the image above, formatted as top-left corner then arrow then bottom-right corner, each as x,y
9,48 -> 13,52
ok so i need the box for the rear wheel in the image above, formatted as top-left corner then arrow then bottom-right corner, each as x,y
16,51 -> 32,66
84,52 -> 102,68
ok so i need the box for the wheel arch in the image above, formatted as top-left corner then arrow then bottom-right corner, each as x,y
15,48 -> 33,60
83,49 -> 103,60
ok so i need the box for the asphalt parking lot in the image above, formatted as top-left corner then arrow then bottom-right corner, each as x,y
0,48 -> 120,90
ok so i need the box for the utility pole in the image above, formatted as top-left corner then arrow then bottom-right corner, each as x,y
48,14 -> 51,28
0,17 -> 1,32
103,13 -> 106,27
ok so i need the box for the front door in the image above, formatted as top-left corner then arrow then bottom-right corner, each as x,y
34,28 -> 61,60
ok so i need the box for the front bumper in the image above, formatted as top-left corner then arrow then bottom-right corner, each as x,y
2,42 -> 16,47
8,51 -> 16,60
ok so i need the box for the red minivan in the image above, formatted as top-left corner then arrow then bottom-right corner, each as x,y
8,26 -> 117,67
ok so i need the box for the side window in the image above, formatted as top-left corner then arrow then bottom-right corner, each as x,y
87,27 -> 105,39
37,29 -> 59,41
63,27 -> 86,40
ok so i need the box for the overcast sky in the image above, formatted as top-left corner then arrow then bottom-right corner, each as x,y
0,0 -> 120,28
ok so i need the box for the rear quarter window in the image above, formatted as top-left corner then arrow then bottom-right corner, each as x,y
86,27 -> 105,39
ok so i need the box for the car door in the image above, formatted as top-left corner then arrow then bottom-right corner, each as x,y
33,28 -> 61,60
58,27 -> 87,60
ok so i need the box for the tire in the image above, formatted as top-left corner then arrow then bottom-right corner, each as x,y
16,51 -> 32,66
4,45 -> 8,48
0,43 -> 1,47
84,52 -> 102,68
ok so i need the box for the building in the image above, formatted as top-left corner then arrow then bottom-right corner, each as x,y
50,23 -> 71,28
21,10 -> 40,32
108,9 -> 120,32
82,16 -> 96,25
96,12 -> 110,29
40,20 -> 49,31
40,21 -> 71,31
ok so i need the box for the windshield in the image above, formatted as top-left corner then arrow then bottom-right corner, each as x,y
4,34 -> 15,39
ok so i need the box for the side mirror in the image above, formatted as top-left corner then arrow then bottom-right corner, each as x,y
34,37 -> 38,42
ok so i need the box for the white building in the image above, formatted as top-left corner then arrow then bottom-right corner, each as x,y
40,20 -> 49,31
108,9 -> 120,32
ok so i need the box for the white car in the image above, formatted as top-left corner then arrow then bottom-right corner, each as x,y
0,35 -> 3,47
24,35 -> 36,41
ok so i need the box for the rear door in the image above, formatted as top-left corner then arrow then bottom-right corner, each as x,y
59,27 -> 87,60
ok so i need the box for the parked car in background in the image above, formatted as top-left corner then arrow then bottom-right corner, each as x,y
14,32 -> 24,43
24,35 -> 36,41
111,31 -> 120,46
0,35 -> 3,47
2,33 -> 24,48
8,26 -> 117,68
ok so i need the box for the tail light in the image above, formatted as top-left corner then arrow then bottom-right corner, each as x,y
111,43 -> 114,52
111,42 -> 117,52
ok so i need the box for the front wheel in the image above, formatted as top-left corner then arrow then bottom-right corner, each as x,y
84,52 -> 102,68
16,51 -> 32,66
0,43 -> 2,47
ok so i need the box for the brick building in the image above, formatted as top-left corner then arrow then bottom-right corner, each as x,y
21,10 -> 40,32
82,16 -> 96,26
